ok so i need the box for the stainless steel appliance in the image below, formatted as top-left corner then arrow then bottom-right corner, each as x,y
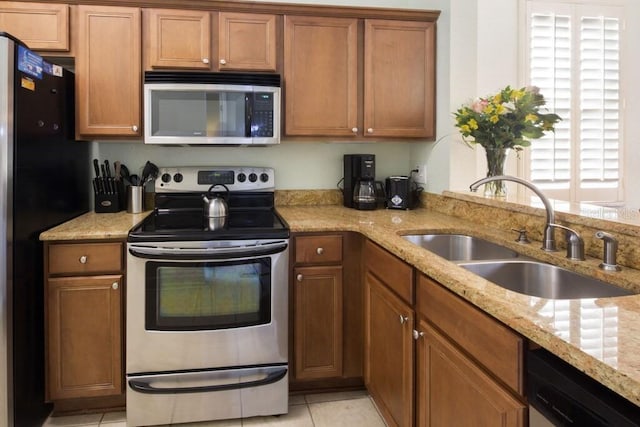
385,175 -> 422,210
0,33 -> 90,427
126,166 -> 289,426
144,72 -> 281,145
343,154 -> 383,210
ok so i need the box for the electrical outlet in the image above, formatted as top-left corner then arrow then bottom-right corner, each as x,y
414,164 -> 428,184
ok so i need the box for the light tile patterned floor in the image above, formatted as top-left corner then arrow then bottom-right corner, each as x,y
42,390 -> 387,427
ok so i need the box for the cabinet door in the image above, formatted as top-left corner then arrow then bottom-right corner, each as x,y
143,9 -> 211,70
293,265 -> 343,380
76,5 -> 141,137
365,271 -> 414,427
218,12 -> 277,71
284,15 -> 358,137
0,2 -> 69,51
364,19 -> 436,138
416,319 -> 526,427
47,275 -> 123,400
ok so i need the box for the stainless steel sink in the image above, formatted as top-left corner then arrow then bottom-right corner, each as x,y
402,233 -> 520,261
459,260 -> 635,299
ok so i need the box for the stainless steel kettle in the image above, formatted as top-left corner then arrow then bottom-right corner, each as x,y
202,184 -> 229,229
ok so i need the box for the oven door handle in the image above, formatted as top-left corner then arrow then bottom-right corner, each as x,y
127,367 -> 287,394
128,241 -> 288,260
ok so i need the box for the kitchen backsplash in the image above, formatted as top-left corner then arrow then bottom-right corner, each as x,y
97,141 -> 416,191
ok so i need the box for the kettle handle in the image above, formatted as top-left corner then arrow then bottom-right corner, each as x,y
207,184 -> 229,198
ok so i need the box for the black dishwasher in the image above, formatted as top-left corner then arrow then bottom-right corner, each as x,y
528,348 -> 640,426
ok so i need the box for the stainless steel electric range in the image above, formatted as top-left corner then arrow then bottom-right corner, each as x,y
126,166 -> 289,427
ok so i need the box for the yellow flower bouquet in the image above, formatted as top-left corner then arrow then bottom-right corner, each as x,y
454,85 -> 561,151
454,85 -> 561,196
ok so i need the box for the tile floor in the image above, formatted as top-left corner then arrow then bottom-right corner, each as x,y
42,390 -> 387,427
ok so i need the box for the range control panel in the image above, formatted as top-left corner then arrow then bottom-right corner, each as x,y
155,166 -> 275,193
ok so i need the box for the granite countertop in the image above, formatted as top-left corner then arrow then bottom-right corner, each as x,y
40,204 -> 640,407
276,204 -> 640,407
39,210 -> 152,241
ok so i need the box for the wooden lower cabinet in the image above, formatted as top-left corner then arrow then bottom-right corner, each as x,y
46,274 -> 123,400
45,240 -> 125,412
416,318 -> 526,427
293,265 -> 343,379
290,232 -> 363,391
365,271 -> 414,427
415,273 -> 526,427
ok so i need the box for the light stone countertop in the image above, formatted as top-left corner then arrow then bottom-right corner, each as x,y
38,204 -> 640,408
39,210 -> 152,241
276,204 -> 640,408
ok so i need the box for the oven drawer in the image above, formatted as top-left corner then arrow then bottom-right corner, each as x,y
295,234 -> 343,264
126,365 -> 289,426
48,242 -> 123,275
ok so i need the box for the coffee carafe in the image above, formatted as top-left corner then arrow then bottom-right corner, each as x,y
353,179 -> 378,210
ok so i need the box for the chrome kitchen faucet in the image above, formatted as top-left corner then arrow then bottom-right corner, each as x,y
469,175 -> 584,260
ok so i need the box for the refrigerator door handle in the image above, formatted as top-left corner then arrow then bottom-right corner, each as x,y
128,366 -> 287,395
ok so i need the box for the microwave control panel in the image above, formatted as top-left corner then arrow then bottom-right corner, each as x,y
250,92 -> 274,137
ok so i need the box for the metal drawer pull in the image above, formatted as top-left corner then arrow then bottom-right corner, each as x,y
79,255 -> 88,264
316,247 -> 324,255
412,330 -> 425,340
399,315 -> 409,324
296,274 -> 303,282
112,282 -> 119,290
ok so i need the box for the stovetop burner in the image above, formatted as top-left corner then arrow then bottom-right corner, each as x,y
128,166 -> 289,242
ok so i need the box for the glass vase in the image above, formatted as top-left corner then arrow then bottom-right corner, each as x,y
483,147 -> 508,198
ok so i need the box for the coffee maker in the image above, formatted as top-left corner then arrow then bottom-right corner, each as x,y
343,154 -> 381,210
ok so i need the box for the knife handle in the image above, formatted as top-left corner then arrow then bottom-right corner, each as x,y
93,159 -> 101,178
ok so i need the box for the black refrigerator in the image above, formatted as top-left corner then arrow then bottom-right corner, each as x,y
0,33 -> 90,427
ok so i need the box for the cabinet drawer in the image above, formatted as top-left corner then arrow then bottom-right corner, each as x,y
295,235 -> 343,264
48,242 -> 123,275
364,240 -> 414,305
417,273 -> 524,395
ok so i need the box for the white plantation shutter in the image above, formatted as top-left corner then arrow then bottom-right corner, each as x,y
525,2 -> 624,203
579,15 -> 620,191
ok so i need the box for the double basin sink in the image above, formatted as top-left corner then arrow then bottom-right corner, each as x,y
402,233 -> 634,299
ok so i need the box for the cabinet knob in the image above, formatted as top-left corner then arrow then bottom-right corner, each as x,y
132,125 -> 138,132
351,127 -> 358,133
296,274 -> 303,282
412,329 -> 425,340
79,255 -> 88,264
316,247 -> 324,255
219,59 -> 227,65
112,282 -> 119,290
202,58 -> 210,64
367,128 -> 374,134
399,315 -> 409,324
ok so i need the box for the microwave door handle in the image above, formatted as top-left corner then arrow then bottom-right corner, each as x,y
245,93 -> 253,137
128,367 -> 287,395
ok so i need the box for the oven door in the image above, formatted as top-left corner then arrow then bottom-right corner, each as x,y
126,239 -> 289,374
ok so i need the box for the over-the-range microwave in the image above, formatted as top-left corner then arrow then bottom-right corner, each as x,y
143,71 -> 281,145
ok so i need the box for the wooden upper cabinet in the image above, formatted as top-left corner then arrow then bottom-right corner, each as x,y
284,15 -> 358,137
143,9 -> 212,70
364,19 -> 436,139
0,2 -> 69,51
76,5 -> 141,137
218,12 -> 277,71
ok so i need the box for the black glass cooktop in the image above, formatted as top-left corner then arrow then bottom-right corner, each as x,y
129,208 -> 289,242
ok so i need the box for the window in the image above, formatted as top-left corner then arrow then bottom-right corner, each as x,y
524,1 -> 624,204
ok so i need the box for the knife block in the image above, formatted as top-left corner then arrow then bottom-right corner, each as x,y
94,181 -> 125,213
